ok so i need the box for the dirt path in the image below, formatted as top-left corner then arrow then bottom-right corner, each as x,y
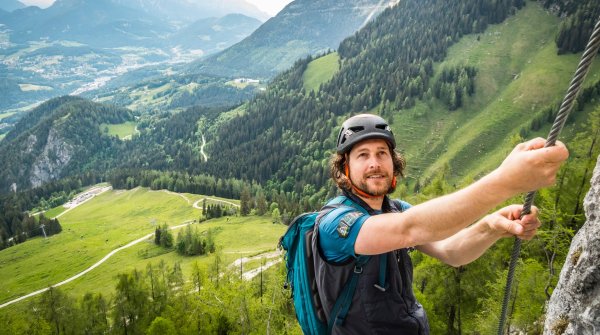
200,134 -> 208,162
192,198 -> 239,209
0,190 -> 238,309
228,250 -> 282,280
156,189 -> 191,204
0,220 -> 194,309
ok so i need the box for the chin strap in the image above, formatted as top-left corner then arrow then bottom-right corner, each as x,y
344,163 -> 395,199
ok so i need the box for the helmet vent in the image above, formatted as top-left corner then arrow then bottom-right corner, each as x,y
375,124 -> 389,131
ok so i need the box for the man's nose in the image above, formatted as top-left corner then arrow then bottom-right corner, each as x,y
367,156 -> 381,168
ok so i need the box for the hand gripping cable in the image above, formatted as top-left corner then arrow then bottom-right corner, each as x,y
497,16 -> 600,335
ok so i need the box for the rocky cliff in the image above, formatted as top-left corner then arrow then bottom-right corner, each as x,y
544,154 -> 600,334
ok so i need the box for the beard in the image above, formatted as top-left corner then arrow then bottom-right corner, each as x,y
355,172 -> 392,197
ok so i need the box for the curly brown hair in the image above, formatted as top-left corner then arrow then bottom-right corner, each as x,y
330,148 -> 406,193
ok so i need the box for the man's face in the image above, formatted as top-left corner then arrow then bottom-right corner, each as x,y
347,138 -> 394,197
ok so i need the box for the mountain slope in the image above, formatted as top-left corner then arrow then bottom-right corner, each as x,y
0,96 -> 132,191
5,0 -> 171,47
2,0 -> 599,199
198,0 -> 600,195
188,0 -> 395,79
170,14 -> 262,54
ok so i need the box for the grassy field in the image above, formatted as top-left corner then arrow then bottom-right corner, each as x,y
302,52 -> 340,92
0,187 -> 283,305
99,121 -> 139,140
126,82 -> 174,110
387,3 -> 600,185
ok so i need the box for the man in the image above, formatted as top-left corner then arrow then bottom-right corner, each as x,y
313,114 -> 569,334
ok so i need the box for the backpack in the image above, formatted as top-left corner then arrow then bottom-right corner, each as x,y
278,196 -> 370,335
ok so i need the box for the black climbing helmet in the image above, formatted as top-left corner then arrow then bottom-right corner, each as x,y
336,114 -> 396,154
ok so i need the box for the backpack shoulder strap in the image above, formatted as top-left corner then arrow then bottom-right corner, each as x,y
319,197 -> 373,333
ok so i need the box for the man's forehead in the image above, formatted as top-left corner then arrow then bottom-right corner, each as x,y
350,139 -> 390,152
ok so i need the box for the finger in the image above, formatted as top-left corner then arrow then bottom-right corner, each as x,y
520,219 -> 541,233
521,206 -> 539,223
518,228 -> 538,241
521,137 -> 547,150
504,204 -> 523,220
499,217 -> 524,236
542,144 -> 569,163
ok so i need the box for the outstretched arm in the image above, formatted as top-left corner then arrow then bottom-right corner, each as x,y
416,205 -> 541,267
354,138 -> 567,255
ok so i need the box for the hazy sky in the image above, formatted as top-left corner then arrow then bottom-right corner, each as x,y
18,0 -> 293,16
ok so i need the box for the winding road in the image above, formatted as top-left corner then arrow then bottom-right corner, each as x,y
0,190 -> 251,309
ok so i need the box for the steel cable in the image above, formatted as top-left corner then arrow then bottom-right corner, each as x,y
497,16 -> 600,335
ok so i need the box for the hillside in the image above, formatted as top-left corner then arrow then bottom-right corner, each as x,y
197,0 -> 600,195
187,0 -> 395,79
4,0 -> 170,47
0,96 -> 132,191
0,0 -> 263,114
3,0 -> 599,205
0,186 -> 282,304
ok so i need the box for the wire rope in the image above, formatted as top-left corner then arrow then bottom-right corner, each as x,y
497,16 -> 600,335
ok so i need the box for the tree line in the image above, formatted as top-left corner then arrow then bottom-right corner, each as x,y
543,0 -> 600,54
0,259 -> 298,335
0,212 -> 62,250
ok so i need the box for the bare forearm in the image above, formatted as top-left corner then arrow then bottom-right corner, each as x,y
417,218 -> 502,267
393,171 -> 511,245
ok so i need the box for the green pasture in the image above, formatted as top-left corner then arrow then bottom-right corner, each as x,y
127,82 -> 174,110
99,121 -> 138,140
302,52 -> 340,92
62,215 -> 284,299
0,187 -> 275,306
43,206 -> 67,218
390,3 -> 600,184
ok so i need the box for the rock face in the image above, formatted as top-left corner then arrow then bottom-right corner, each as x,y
29,128 -> 74,188
544,154 -> 600,335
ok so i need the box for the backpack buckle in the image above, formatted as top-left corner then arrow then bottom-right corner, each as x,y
354,265 -> 363,274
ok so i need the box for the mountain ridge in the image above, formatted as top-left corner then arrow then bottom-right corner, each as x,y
187,0 -> 396,79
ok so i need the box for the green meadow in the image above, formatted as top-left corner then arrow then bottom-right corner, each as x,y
0,187 -> 284,306
302,52 -> 340,92
100,121 -> 139,140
